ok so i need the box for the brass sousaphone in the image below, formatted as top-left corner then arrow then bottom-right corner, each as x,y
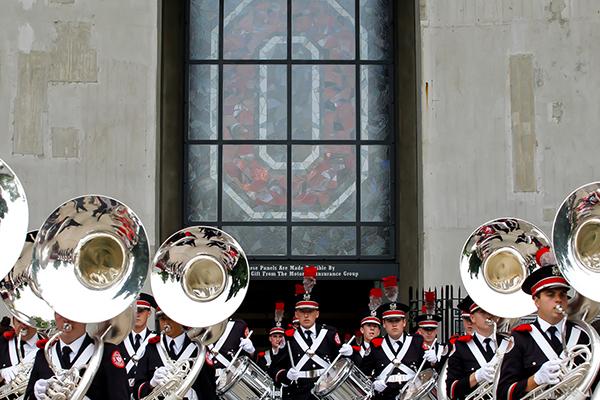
31,195 -> 149,400
146,226 -> 249,400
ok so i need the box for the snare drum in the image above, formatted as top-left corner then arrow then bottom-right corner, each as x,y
312,358 -> 373,400
396,368 -> 438,400
217,356 -> 275,400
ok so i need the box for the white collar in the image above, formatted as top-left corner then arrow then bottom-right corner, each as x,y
132,328 -> 149,339
537,317 -> 563,339
302,325 -> 317,337
59,333 -> 87,360
474,331 -> 496,349
166,332 -> 186,354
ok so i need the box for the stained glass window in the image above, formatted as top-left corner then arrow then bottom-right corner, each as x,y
186,0 -> 394,260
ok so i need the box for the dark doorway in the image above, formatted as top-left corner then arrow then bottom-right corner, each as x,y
234,279 -> 374,349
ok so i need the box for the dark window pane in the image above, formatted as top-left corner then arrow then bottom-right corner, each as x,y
223,225 -> 287,255
189,65 -> 218,140
361,226 -> 393,256
360,65 -> 392,140
223,65 -> 287,140
292,145 -> 356,221
187,145 -> 218,221
360,0 -> 392,60
292,0 -> 355,60
292,65 -> 356,140
223,0 -> 287,59
190,0 -> 219,59
361,145 -> 390,222
292,226 -> 356,255
223,145 -> 287,221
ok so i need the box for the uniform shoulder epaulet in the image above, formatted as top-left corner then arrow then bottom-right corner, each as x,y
456,334 -> 473,343
36,338 -> 49,349
257,351 -> 265,358
371,338 -> 384,348
2,330 -> 14,340
512,323 -> 532,333
148,335 -> 161,345
352,345 -> 361,352
285,328 -> 295,337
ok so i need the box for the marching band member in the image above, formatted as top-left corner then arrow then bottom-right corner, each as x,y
0,317 -> 43,385
496,251 -> 590,400
206,318 -> 255,379
24,312 -> 129,400
415,313 -> 446,369
360,276 -> 434,400
257,302 -> 286,371
133,307 -> 216,400
350,288 -> 382,366
271,266 -> 345,400
117,293 -> 157,394
445,295 -> 505,400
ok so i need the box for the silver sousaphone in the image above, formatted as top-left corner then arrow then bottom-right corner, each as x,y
437,218 -> 549,400
31,195 -> 149,400
0,158 -> 29,280
0,230 -> 55,400
148,226 -> 250,400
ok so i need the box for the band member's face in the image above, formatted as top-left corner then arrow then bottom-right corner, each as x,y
54,313 -> 86,344
158,315 -> 184,338
462,316 -> 474,335
295,308 -> 319,329
135,307 -> 151,331
470,309 -> 498,334
383,317 -> 406,339
269,333 -> 284,348
534,287 -> 568,323
12,318 -> 36,341
417,327 -> 437,344
360,323 -> 380,342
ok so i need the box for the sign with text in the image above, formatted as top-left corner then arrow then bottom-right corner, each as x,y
249,262 -> 398,280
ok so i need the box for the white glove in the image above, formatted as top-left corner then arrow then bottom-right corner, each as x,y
286,367 -> 300,381
474,362 -> 496,383
339,343 -> 353,356
184,388 -> 198,400
34,379 -> 49,400
373,379 -> 387,393
533,359 -> 562,385
150,366 -> 169,387
0,365 -> 19,383
423,348 -> 438,363
240,337 -> 255,354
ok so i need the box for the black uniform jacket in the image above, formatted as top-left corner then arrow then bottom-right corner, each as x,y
270,323 -> 342,399
208,319 -> 249,369
256,346 -> 283,371
24,334 -> 129,400
117,329 -> 155,389
0,331 -> 43,369
496,320 -> 589,400
445,333 -> 506,400
349,337 -> 372,367
133,333 -> 216,400
359,333 -> 427,400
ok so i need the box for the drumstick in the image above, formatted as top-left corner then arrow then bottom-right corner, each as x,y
217,330 -> 253,386
322,335 -> 355,378
409,338 -> 437,385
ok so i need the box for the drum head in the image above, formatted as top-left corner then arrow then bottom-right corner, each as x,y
398,368 -> 438,400
216,355 -> 250,394
313,357 -> 352,396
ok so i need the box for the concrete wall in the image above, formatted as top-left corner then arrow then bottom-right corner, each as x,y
0,0 -> 158,246
420,0 -> 600,288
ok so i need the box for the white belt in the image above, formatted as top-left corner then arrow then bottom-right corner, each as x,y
387,373 -> 414,383
297,369 -> 325,379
